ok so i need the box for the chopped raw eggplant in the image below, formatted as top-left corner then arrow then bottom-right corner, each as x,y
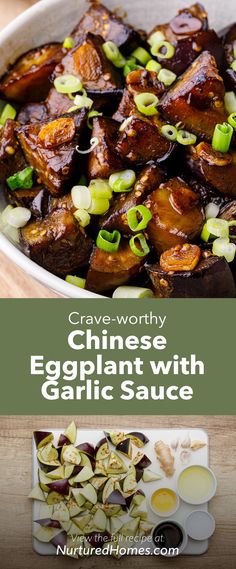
122,473 -> 138,494
0,43 -> 64,103
132,452 -> 152,469
92,509 -> 107,531
71,466 -> 94,483
120,517 -> 140,537
105,431 -> 126,446
90,476 -> 108,491
71,488 -> 86,507
102,479 -> 115,504
116,438 -> 132,459
77,442 -> 95,457
126,432 -> 149,448
79,484 -> 98,505
37,443 -> 60,471
33,526 -> 62,543
144,178 -> 204,254
158,51 -> 226,140
63,421 -> 77,444
142,469 -> 162,482
34,518 -> 61,529
106,490 -> 127,506
130,503 -> 148,520
51,502 -> 70,522
47,478 -> 69,495
34,431 -> 54,449
61,445 -> 81,465
138,521 -> 154,537
94,460 -> 107,477
51,531 -> 67,550
28,483 -> 46,502
107,452 -> 128,475
95,437 -> 110,460
46,491 -> 65,505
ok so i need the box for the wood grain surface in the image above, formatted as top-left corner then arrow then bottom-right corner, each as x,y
0,0 -> 59,298
0,415 -> 235,568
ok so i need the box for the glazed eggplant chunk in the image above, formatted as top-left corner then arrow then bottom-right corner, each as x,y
116,115 -> 173,165
158,51 -> 226,139
88,116 -> 124,178
147,252 -> 235,298
17,110 -> 87,196
21,208 -> 93,276
1,2 -> 236,298
86,240 -> 145,293
71,2 -> 143,53
148,3 -> 223,76
102,165 -> 165,233
144,178 -> 204,253
0,119 -> 26,182
0,44 -> 64,104
186,142 -> 236,197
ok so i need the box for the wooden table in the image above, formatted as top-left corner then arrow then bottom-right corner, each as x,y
0,415 -> 235,568
0,0 -> 58,298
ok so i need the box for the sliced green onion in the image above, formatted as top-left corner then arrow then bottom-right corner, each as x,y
205,202 -> 220,220
161,124 -> 178,141
132,47 -> 151,65
88,198 -> 110,215
63,36 -> 75,50
224,92 -> 236,114
119,116 -> 135,132
96,229 -> 121,252
65,275 -> 86,288
54,74 -> 82,94
212,122 -> 233,153
201,223 -> 211,242
230,60 -> 236,72
228,112 -> 236,130
109,169 -> 136,193
2,223 -> 20,243
206,218 -> 229,238
71,185 -> 91,210
0,103 -> 16,126
134,92 -> 159,116
73,94 -> 93,109
151,41 -> 175,60
212,237 -> 236,263
127,205 -> 152,232
78,174 -> 87,186
3,206 -> 31,228
7,166 -> 34,190
158,68 -> 176,86
112,286 -> 154,298
1,205 -> 14,226
73,208 -> 91,227
148,31 -> 165,47
123,61 -> 143,77
89,179 -> 112,199
87,110 -> 102,129
145,59 -> 162,73
129,233 -> 150,257
102,41 -> 126,68
177,129 -> 197,146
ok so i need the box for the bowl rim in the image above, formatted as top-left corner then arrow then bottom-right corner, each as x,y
0,0 -> 108,299
151,519 -> 188,556
177,464 -> 217,506
150,487 -> 180,518
185,509 -> 216,540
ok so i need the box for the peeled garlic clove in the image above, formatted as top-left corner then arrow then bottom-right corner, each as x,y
181,434 -> 191,448
171,438 -> 179,451
180,450 -> 191,463
191,440 -> 206,451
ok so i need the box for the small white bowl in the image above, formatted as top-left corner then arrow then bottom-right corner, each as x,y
151,520 -> 188,556
150,488 -> 180,518
185,510 -> 216,541
177,465 -> 217,506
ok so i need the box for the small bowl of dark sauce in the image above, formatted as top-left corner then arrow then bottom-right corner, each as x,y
152,520 -> 188,556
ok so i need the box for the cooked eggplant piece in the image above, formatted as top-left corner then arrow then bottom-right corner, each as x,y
88,117 -> 124,179
17,110 -> 87,196
158,51 -> 226,140
86,239 -> 146,293
112,89 -> 136,122
221,24 -> 236,91
17,102 -> 48,125
186,142 -> 236,197
6,186 -> 49,219
113,69 -> 166,122
102,165 -> 165,234
71,2 -> 142,53
0,119 -> 26,182
20,208 -> 93,276
220,200 -> 236,223
0,43 -> 64,103
116,115 -> 173,165
147,252 -> 235,297
144,178 -> 204,253
148,4 -> 223,75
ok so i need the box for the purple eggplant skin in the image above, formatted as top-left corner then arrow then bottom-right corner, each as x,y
147,254 -> 236,298
51,531 -> 67,550
85,532 -> 111,549
35,519 -> 61,529
17,102 -> 48,125
33,431 -> 53,449
116,438 -> 132,458
107,490 -> 127,506
135,468 -> 144,483
185,142 -> 236,198
220,23 -> 236,91
101,164 -> 165,235
0,119 -> 27,183
47,479 -> 69,495
134,454 -> 152,469
116,115 -> 174,166
57,434 -> 71,447
76,442 -> 95,458
125,488 -> 145,509
88,117 -> 125,179
127,432 -> 149,447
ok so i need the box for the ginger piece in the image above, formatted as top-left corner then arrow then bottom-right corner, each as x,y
191,440 -> 207,451
154,441 -> 175,477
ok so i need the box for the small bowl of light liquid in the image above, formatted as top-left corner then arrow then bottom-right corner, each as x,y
150,487 -> 180,517
177,465 -> 217,505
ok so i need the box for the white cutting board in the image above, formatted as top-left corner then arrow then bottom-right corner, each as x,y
32,428 -> 209,556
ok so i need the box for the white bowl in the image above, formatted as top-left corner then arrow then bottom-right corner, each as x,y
151,520 -> 188,556
150,487 -> 180,518
177,465 -> 217,505
0,0 -> 234,298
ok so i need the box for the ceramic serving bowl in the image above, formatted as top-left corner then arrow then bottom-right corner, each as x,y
0,0 -> 233,297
